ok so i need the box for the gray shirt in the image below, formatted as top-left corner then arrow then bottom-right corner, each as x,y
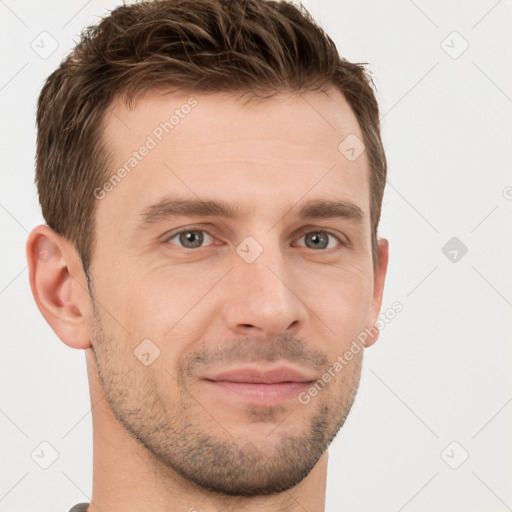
68,504 -> 89,512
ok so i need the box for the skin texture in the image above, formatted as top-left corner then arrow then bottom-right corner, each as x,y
27,88 -> 388,512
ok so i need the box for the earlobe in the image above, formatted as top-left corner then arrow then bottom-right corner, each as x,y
26,225 -> 92,350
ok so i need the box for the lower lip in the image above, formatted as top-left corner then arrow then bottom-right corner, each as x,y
203,380 -> 312,405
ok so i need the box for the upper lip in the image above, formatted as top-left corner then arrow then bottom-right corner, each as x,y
203,366 -> 316,384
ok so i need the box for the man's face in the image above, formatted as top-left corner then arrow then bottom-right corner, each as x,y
88,89 -> 382,495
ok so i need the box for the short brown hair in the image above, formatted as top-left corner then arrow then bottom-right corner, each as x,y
36,0 -> 386,278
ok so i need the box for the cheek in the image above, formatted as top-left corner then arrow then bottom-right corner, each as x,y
101,269 -> 202,376
91,259 -> 172,333
306,265 -> 374,345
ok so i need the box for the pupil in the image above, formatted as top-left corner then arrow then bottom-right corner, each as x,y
308,232 -> 327,249
181,231 -> 203,248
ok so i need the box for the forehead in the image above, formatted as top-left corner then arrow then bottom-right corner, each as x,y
104,87 -> 363,152
97,88 -> 370,230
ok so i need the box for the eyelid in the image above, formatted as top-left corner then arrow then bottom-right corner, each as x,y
162,225 -> 218,246
162,225 -> 350,249
293,226 -> 349,248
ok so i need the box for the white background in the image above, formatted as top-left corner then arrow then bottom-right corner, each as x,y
1,1 -> 511,511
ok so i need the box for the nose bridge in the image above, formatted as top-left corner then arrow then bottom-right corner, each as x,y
221,232 -> 307,335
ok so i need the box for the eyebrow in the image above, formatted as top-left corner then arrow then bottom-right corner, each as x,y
136,196 -> 364,230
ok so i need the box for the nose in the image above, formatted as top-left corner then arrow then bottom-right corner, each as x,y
220,241 -> 308,338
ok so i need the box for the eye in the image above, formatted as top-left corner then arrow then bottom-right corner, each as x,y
165,228 -> 216,249
163,227 -> 347,251
295,230 -> 345,250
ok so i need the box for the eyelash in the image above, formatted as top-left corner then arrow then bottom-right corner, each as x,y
163,226 -> 348,251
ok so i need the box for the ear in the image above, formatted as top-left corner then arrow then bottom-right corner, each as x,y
364,237 -> 389,348
26,224 -> 92,349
